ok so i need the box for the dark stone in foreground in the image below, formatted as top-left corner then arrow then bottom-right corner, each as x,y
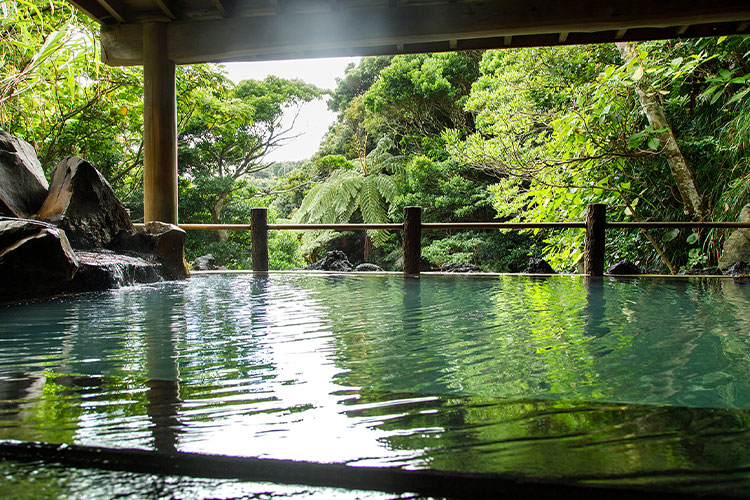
192,254 -> 217,271
606,259 -> 641,275
0,131 -> 49,218
36,157 -> 134,249
524,258 -> 555,274
441,262 -> 481,273
65,250 -> 162,292
0,218 -> 79,302
355,263 -> 383,272
726,261 -> 750,277
304,250 -> 353,272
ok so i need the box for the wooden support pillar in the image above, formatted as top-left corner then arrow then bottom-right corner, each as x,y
251,208 -> 269,272
403,206 -> 422,277
584,204 -> 606,276
143,22 -> 178,224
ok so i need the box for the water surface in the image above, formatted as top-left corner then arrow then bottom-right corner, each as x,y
1,274 -> 750,495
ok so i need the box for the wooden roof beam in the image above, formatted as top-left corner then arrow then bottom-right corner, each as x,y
154,0 -> 180,20
100,0 -> 750,65
96,0 -> 130,23
212,0 -> 235,17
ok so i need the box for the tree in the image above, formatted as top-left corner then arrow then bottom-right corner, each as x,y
292,137 -> 403,260
178,75 -> 324,239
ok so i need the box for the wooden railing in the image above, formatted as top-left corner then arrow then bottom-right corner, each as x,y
136,204 -> 750,277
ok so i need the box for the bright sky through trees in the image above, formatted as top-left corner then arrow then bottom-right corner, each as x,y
224,57 -> 360,162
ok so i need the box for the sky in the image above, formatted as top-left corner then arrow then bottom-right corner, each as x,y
223,57 -> 360,163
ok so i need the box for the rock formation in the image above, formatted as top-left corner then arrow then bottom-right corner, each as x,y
36,157 -> 134,249
355,263 -> 384,272
718,204 -> 750,271
0,131 -> 49,218
524,258 -> 555,274
0,218 -> 79,301
441,262 -> 481,273
304,250 -> 354,272
606,259 -> 641,275
0,132 -> 189,303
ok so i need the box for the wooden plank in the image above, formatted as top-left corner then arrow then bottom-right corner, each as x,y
403,206 -> 422,277
100,0 -> 750,65
143,22 -> 178,224
213,0 -> 235,17
154,0 -> 180,19
251,208 -> 269,272
67,0 -> 114,24
96,0 -> 130,23
584,204 -> 606,277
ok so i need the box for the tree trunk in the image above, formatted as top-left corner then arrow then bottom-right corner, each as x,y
616,42 -> 707,220
212,195 -> 229,242
363,233 -> 373,262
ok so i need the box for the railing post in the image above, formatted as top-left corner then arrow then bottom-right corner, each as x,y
403,206 -> 422,277
251,208 -> 269,272
584,203 -> 606,276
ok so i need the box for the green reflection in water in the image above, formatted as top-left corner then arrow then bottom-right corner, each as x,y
1,274 -> 750,495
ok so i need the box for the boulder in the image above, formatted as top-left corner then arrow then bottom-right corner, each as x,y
0,131 -> 49,218
355,263 -> 383,272
606,259 -> 641,275
192,254 -> 217,271
35,157 -> 133,249
718,204 -> 750,271
441,262 -> 481,273
304,250 -> 353,272
524,258 -> 555,274
0,218 -> 79,302
143,222 -> 189,280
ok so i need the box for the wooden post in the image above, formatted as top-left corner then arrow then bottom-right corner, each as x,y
403,206 -> 422,277
584,204 -> 606,276
143,22 -> 178,224
251,208 -> 269,272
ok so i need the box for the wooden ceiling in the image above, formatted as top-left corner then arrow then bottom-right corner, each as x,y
69,0 -> 750,66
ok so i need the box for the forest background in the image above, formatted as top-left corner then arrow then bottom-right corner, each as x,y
3,0 -> 749,273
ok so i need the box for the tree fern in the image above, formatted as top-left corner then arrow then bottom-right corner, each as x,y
292,138 -> 404,258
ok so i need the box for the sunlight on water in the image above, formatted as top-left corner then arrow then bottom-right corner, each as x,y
1,274 -> 750,495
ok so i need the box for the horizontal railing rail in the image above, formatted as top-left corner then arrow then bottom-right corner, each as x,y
133,205 -> 750,276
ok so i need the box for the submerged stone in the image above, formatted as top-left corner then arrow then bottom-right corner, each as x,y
0,131 -> 49,218
726,261 -> 750,277
0,218 -> 78,302
718,204 -> 750,271
35,157 -> 134,249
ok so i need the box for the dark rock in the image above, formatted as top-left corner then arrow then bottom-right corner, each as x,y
606,259 -> 641,275
524,258 -> 555,274
441,262 -> 481,273
304,250 -> 353,272
35,157 -> 134,249
678,267 -> 723,276
0,218 -> 79,302
355,263 -> 383,272
718,204 -> 750,271
726,261 -> 750,277
192,254 -> 217,271
64,250 -> 162,292
0,131 -> 49,218
143,221 -> 189,280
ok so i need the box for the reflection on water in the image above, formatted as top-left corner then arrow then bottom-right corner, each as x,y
1,274 -> 750,494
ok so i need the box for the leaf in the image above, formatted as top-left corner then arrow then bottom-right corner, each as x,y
631,67 -> 644,81
120,106 -> 128,115
686,232 -> 699,245
647,137 -> 660,150
662,228 -> 679,242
